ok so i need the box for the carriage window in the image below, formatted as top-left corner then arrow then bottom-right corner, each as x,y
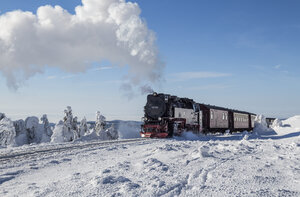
225,114 -> 228,120
211,111 -> 214,119
222,113 -> 225,120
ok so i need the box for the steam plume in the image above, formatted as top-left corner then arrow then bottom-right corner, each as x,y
0,0 -> 163,89
140,85 -> 154,95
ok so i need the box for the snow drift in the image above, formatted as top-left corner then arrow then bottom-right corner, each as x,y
253,115 -> 277,136
282,115 -> 300,128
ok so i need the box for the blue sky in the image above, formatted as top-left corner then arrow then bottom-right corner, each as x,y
0,0 -> 300,122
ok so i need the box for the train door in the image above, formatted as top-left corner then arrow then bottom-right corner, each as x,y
199,110 -> 203,132
193,103 -> 201,133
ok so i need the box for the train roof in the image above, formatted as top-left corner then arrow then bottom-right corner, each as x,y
198,103 -> 256,115
151,93 -> 256,116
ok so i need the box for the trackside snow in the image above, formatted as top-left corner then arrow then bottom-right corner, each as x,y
0,116 -> 300,196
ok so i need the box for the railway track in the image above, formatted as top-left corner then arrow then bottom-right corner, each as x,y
0,138 -> 151,164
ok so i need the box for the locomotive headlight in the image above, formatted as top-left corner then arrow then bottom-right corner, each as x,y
142,117 -> 147,121
158,117 -> 162,121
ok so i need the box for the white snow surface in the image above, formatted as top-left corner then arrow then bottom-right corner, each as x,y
1,116 -> 300,196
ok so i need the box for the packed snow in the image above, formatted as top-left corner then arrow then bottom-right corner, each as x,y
0,115 -> 300,196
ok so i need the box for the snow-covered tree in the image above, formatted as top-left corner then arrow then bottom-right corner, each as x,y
25,116 -> 40,144
40,114 -> 53,142
92,111 -> 118,140
13,119 -> 27,146
72,116 -> 79,139
94,111 -> 107,140
0,114 -> 16,147
64,106 -> 73,128
51,106 -> 78,143
51,121 -> 65,143
79,117 -> 88,137
41,114 -> 52,136
95,111 -> 106,134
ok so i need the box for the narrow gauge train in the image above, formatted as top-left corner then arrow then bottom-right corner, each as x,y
140,92 -> 256,138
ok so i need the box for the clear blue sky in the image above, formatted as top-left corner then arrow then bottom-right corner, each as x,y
1,0 -> 300,122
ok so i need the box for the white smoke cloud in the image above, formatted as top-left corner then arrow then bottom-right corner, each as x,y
0,0 -> 163,89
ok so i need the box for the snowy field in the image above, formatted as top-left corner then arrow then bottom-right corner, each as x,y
1,116 -> 300,196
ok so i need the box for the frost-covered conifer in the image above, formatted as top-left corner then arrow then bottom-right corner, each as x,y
41,114 -> 53,137
95,111 -> 106,133
25,116 -> 40,144
94,111 -> 107,140
51,106 -> 78,143
39,114 -> 53,142
79,117 -> 88,137
13,119 -> 27,145
64,106 -> 73,129
0,114 -> 16,147
72,116 -> 79,139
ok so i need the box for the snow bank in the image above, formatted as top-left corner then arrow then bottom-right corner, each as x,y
271,118 -> 283,128
253,115 -> 277,136
76,129 -> 101,142
282,115 -> 300,128
271,115 -> 300,136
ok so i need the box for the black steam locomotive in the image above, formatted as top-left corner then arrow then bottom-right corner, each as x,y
140,92 -> 256,138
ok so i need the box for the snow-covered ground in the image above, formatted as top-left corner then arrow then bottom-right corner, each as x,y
1,116 -> 300,196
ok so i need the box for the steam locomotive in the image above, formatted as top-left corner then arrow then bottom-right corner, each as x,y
140,93 -> 256,138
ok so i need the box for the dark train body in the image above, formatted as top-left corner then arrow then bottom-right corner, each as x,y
140,93 -> 256,138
